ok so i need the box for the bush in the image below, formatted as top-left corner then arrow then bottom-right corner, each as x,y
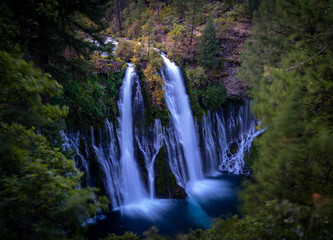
103,232 -> 139,240
126,21 -> 141,39
131,43 -> 147,65
115,40 -> 136,62
148,49 -> 164,69
186,66 -> 206,87
200,83 -> 227,111
215,16 -> 234,37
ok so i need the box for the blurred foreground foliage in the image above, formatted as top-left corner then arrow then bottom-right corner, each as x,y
0,51 -> 109,239
0,0 -> 112,237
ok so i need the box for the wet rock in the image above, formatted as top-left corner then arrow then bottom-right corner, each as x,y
154,146 -> 187,199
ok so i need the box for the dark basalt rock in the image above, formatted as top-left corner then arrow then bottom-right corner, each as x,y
154,146 -> 187,199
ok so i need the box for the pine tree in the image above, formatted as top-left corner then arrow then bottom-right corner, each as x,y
0,51 -> 108,239
172,0 -> 186,20
1,0 -> 110,69
237,0 -> 333,215
134,0 -> 146,20
186,0 -> 204,46
197,16 -> 220,68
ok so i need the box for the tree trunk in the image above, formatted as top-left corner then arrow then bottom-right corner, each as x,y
116,0 -> 122,33
148,37 -> 150,59
157,0 -> 160,20
189,17 -> 195,46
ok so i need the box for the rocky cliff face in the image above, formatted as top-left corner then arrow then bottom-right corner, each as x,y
220,21 -> 251,97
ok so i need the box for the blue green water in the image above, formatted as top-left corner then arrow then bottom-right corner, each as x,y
87,173 -> 244,239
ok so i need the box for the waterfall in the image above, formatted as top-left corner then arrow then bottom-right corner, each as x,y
201,100 -> 265,175
132,72 -> 164,199
202,112 -> 219,176
136,119 -> 164,199
117,64 -> 147,205
89,64 -> 148,209
91,121 -> 122,208
62,52 -> 263,220
61,131 -> 92,187
161,54 -> 203,186
163,125 -> 187,188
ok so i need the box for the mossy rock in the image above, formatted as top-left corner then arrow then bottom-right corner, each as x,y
243,139 -> 259,175
230,141 -> 239,154
227,95 -> 242,102
154,146 -> 186,199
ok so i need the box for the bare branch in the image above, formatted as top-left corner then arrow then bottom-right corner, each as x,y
284,45 -> 327,71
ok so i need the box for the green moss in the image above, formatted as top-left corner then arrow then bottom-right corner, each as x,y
155,146 -> 185,199
136,66 -> 170,127
227,95 -> 243,102
199,83 -> 227,111
243,139 -> 258,174
155,146 -> 168,197
59,68 -> 125,130
230,142 -> 239,154
103,232 -> 139,240
180,66 -> 205,120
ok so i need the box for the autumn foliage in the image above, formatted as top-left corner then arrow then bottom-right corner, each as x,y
143,63 -> 165,108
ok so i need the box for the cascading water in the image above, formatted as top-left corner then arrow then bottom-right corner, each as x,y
201,100 -> 265,175
80,53 -> 264,236
136,119 -> 164,199
91,121 -> 122,208
62,131 -> 92,187
161,54 -> 203,186
88,64 -> 170,219
132,72 -> 164,199
117,64 -> 147,205
163,125 -> 187,188
202,112 -> 219,176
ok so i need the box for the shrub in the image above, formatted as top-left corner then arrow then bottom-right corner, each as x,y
200,83 -> 227,111
148,50 -> 164,69
215,16 -> 234,37
186,66 -> 206,87
115,40 -> 136,62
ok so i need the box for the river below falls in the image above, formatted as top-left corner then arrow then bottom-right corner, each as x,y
87,173 -> 245,239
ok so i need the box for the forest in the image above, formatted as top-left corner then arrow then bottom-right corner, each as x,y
0,0 -> 332,239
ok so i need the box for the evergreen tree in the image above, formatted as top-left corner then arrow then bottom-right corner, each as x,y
172,0 -> 186,20
197,16 -> 220,68
0,51 -> 108,239
0,0 -> 116,131
134,0 -> 147,20
237,0 -> 333,215
245,0 -> 261,17
186,0 -> 204,46
1,0 -> 111,68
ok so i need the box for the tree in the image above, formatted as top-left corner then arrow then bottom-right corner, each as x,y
196,16 -> 220,68
186,0 -> 204,46
0,51 -> 107,239
1,0 -> 111,68
245,0 -> 261,17
134,0 -> 147,20
141,18 -> 154,58
148,0 -> 162,20
0,0 -> 114,128
236,0 -> 333,215
172,0 -> 186,20
143,62 -> 165,108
